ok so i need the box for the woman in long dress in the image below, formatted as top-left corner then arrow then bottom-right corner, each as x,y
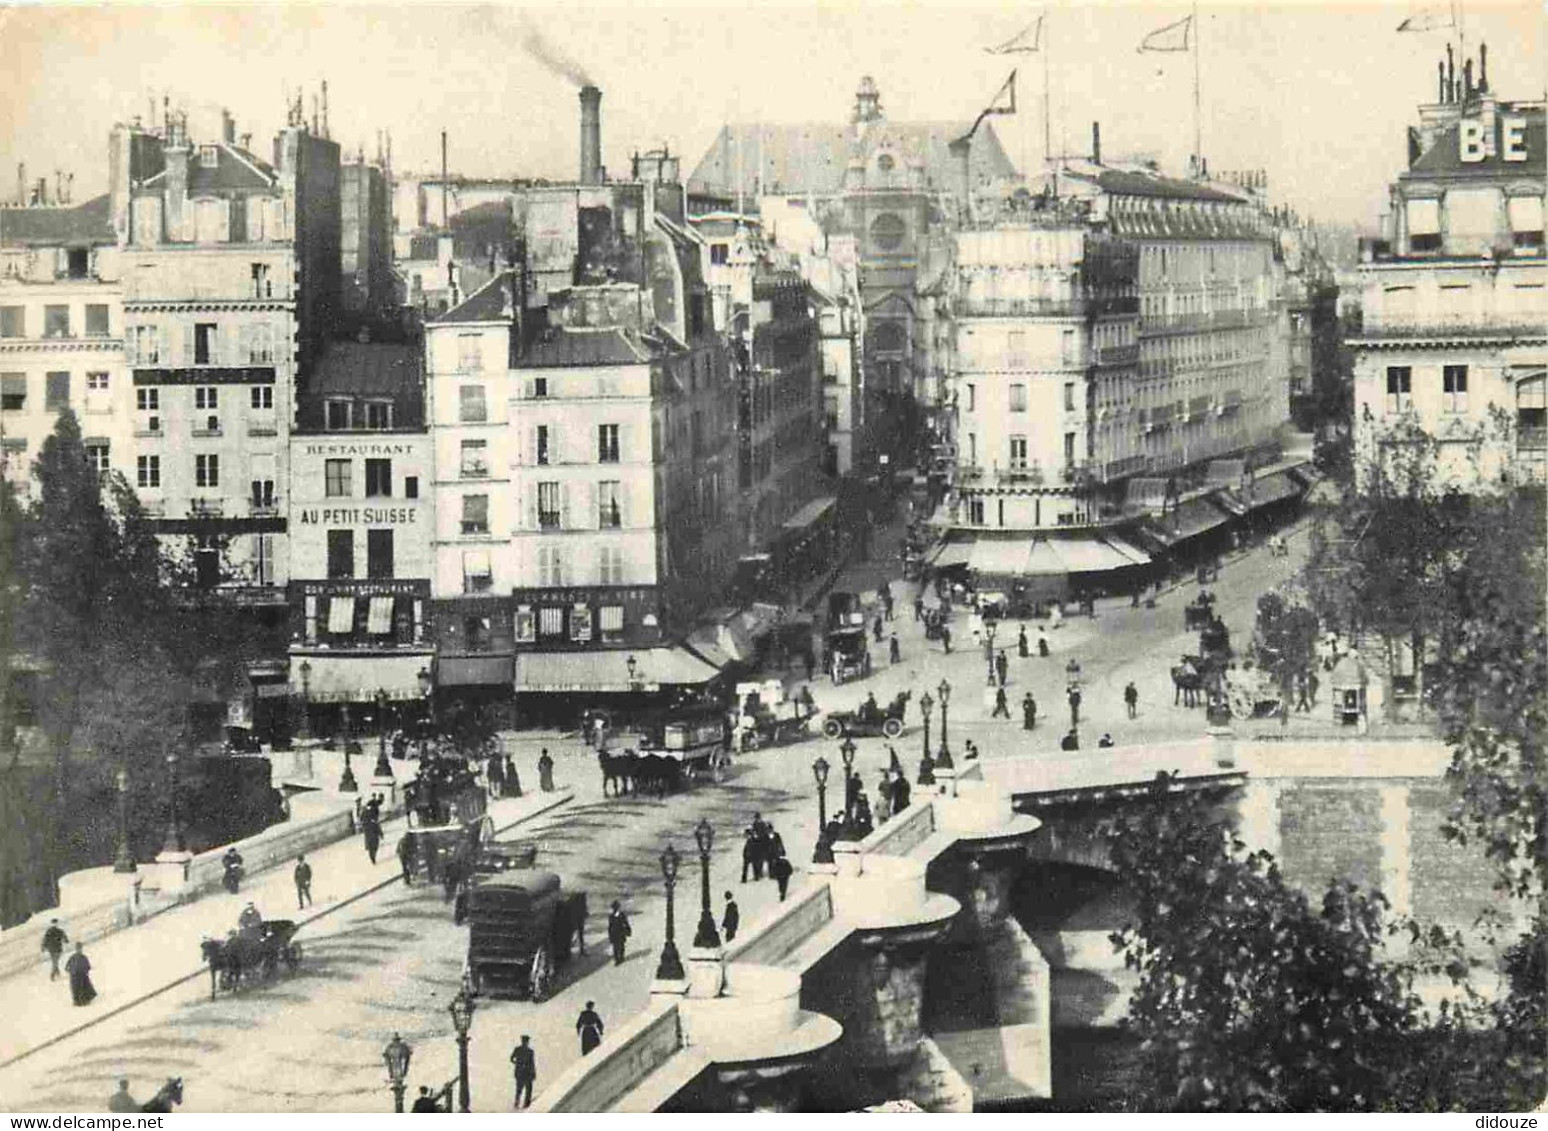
65,942 -> 96,1006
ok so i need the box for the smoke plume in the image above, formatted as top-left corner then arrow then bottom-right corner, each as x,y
519,19 -> 593,88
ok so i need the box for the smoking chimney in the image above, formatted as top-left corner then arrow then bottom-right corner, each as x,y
1092,121 -> 1102,166
579,85 -> 602,185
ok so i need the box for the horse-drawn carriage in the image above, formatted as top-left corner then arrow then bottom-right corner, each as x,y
597,706 -> 729,796
821,690 -> 911,739
1183,591 -> 1217,631
827,627 -> 873,685
398,758 -> 491,887
200,919 -> 302,999
735,680 -> 817,750
464,870 -> 588,1000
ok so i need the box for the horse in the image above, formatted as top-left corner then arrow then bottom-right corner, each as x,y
141,1077 -> 183,1113
598,750 -> 637,797
1171,665 -> 1206,708
200,937 -> 244,999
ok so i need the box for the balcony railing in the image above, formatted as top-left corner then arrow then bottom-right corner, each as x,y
951,296 -> 1096,319
1517,427 -> 1548,452
538,511 -> 562,530
1355,311 -> 1547,339
1095,344 -> 1140,367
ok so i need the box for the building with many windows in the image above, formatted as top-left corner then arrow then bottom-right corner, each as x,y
1348,51 -> 1546,490
0,194 -> 128,499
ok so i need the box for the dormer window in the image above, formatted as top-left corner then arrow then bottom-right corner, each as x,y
199,146 -> 219,168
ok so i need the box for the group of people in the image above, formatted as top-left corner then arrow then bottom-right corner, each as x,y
483,750 -> 522,800
41,918 -> 96,1007
740,814 -> 793,900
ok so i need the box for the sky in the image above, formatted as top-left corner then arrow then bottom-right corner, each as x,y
0,0 -> 1541,229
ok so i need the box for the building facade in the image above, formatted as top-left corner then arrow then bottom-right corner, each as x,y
0,195 -> 128,499
1348,56 -> 1545,490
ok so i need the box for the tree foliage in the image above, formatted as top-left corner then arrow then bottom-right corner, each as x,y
1251,591 -> 1320,699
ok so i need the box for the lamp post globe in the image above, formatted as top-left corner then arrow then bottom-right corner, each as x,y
936,679 -> 953,769
656,843 -> 685,981
838,736 -> 857,819
691,818 -> 721,949
812,755 -> 833,864
382,1033 -> 412,1113
112,766 -> 135,874
448,988 -> 475,1113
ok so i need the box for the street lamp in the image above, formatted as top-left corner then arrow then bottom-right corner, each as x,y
656,843 -> 685,981
839,736 -> 857,819
985,621 -> 998,683
919,691 -> 934,766
626,654 -> 638,689
691,818 -> 721,950
811,756 -> 834,864
339,701 -> 359,794
382,1032 -> 412,1113
161,747 -> 185,855
936,678 -> 954,770
297,659 -> 313,742
417,667 -> 433,759
112,766 -> 135,874
373,688 -> 394,778
448,988 -> 476,1113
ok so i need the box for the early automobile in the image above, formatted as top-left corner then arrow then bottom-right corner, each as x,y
821,690 -> 911,740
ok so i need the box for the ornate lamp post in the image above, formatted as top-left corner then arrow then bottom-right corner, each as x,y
919,691 -> 934,765
297,659 -> 313,742
373,688 -> 394,778
626,653 -> 638,689
448,988 -> 475,1113
811,755 -> 834,864
417,667 -> 434,759
112,766 -> 135,874
985,621 -> 998,683
382,1032 -> 412,1113
339,702 -> 359,794
161,747 -> 186,855
656,843 -> 686,981
691,818 -> 721,950
936,678 -> 953,769
839,736 -> 857,819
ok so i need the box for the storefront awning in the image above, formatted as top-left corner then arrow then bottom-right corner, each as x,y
1105,536 -> 1153,566
327,596 -> 357,634
1212,491 -> 1250,517
514,647 -> 720,693
438,656 -> 514,687
1051,539 -> 1138,574
1241,471 -> 1301,509
969,540 -> 1032,576
928,542 -> 975,568
290,652 -> 434,703
1146,497 -> 1233,546
781,495 -> 838,531
1025,540 -> 1068,578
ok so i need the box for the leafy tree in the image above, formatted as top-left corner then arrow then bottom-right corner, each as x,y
1250,592 -> 1320,706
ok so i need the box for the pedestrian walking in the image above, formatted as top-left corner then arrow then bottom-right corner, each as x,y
992,686 -> 1011,719
537,748 -> 555,793
941,626 -> 952,654
65,942 -> 96,1006
889,634 -> 901,665
606,901 -> 632,965
1123,681 -> 1139,719
770,854 -> 793,901
1068,686 -> 1082,728
1295,672 -> 1312,713
873,614 -> 884,643
891,771 -> 911,812
1017,624 -> 1029,658
487,752 -> 505,799
362,813 -> 382,865
1022,692 -> 1037,730
876,771 -> 893,823
505,754 -> 522,798
577,1002 -> 605,1055
294,855 -> 313,910
1308,670 -> 1320,708
722,892 -> 740,942
1037,626 -> 1050,657
510,1035 -> 536,1109
41,918 -> 67,981
914,595 -> 925,622
767,825 -> 787,862
741,827 -> 764,882
995,650 -> 1009,687
397,832 -> 414,882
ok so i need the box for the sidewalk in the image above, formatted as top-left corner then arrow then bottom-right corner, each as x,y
0,786 -> 574,1068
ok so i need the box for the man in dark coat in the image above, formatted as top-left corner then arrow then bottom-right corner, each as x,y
992,686 -> 1010,719
1022,692 -> 1038,730
1068,686 -> 1082,728
510,1035 -> 537,1109
741,827 -> 764,883
941,626 -> 952,654
577,1002 -> 605,1055
722,892 -> 740,942
294,855 -> 313,910
995,650 -> 1009,687
41,919 -> 67,980
766,825 -> 786,862
769,855 -> 793,901
65,942 -> 96,1006
411,1086 -> 444,1112
891,772 -> 911,813
606,901 -> 632,965
362,810 -> 382,865
397,833 -> 414,882
889,634 -> 901,664
1124,681 -> 1139,719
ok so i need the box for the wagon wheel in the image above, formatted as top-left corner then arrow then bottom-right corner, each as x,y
881,717 -> 904,739
821,718 -> 844,740
219,967 -> 238,991
1228,683 -> 1256,720
528,944 -> 554,1003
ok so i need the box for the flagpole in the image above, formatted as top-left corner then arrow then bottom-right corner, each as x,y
1192,0 -> 1202,171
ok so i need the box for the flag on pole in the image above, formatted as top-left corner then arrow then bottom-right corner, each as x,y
1396,5 -> 1455,31
986,16 -> 1042,55
981,70 -> 1018,116
1138,15 -> 1192,52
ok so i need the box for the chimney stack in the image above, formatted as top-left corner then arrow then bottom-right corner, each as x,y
1092,121 -> 1102,165
222,108 -> 236,144
1479,42 -> 1488,93
579,85 -> 602,185
17,162 -> 24,206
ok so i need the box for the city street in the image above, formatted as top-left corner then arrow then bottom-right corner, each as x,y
0,503 -> 1308,1113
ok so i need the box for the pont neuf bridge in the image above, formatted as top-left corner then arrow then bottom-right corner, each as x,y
532,734 -> 1522,1113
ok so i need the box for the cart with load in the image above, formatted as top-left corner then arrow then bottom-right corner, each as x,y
735,680 -> 818,750
464,870 -> 587,1000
